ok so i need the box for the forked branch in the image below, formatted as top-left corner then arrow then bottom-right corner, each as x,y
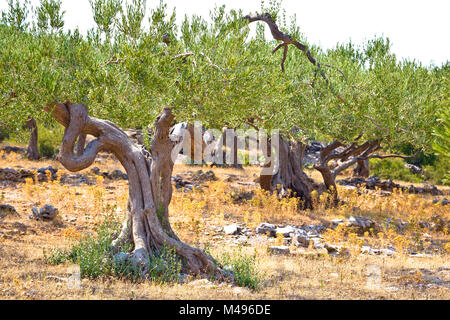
244,13 -> 326,77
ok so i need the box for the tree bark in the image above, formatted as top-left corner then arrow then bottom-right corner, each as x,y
45,101 -> 227,279
353,159 -> 370,178
76,133 -> 87,157
314,139 -> 381,205
260,138 -> 314,210
26,118 -> 40,160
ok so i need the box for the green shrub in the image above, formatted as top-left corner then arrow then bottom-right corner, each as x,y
43,215 -> 182,283
423,157 -> 450,186
217,247 -> 264,291
0,125 -> 9,142
146,245 -> 182,283
43,247 -> 71,265
38,124 -> 64,158
369,156 -> 449,186
394,142 -> 437,166
369,158 -> 423,183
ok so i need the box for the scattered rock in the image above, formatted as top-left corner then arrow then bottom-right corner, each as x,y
275,226 -> 296,237
255,223 -> 276,236
332,216 -> 379,234
183,170 -> 217,183
188,279 -> 216,288
268,246 -> 290,255
38,166 -> 58,178
30,205 -> 59,221
113,252 -> 130,264
8,222 -> 27,235
418,215 -> 448,232
385,286 -> 399,292
230,190 -> 254,204
223,224 -> 241,236
0,204 -> 19,219
290,230 -> 312,247
91,167 -> 101,175
332,219 -> 344,228
433,198 -> 450,206
337,175 -> 443,195
91,168 -> 128,181
60,174 -> 95,186
429,215 -> 448,232
1,146 -> 27,155
409,253 -> 434,258
309,237 -> 325,249
0,167 -> 34,183
405,163 -> 423,175
385,218 -> 409,232
345,216 -> 379,234
171,176 -> 198,192
224,174 -> 240,182
110,169 -> 127,180
324,243 -> 340,254
407,184 -> 443,196
361,247 -> 396,257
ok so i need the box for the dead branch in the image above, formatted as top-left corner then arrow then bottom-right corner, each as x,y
244,13 -> 325,76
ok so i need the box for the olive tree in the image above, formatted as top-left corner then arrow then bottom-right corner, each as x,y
0,0 -> 445,276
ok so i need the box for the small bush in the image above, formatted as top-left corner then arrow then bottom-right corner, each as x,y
370,158 -> 423,183
43,247 -> 71,265
423,157 -> 450,186
146,245 -> 182,283
44,215 -> 182,283
38,125 -> 64,158
0,125 -> 9,142
217,247 -> 264,291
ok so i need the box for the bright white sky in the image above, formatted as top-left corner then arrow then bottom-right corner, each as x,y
1,0 -> 449,66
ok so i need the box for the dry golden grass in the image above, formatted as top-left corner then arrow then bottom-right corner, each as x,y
0,151 -> 449,300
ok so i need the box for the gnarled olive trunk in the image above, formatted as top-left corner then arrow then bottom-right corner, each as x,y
26,118 -> 40,160
353,159 -> 370,178
314,140 -> 381,205
260,138 -> 313,209
45,101 -> 226,278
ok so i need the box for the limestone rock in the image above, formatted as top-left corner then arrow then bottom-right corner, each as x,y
30,205 -> 59,221
268,246 -> 290,255
223,224 -> 241,235
255,223 -> 276,236
0,204 -> 19,219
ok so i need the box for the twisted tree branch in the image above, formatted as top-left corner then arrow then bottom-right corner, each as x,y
244,13 -> 324,76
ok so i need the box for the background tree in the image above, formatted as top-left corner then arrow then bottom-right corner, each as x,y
117,0 -> 146,41
89,0 -> 121,41
0,0 -> 446,276
1,0 -> 30,31
35,0 -> 65,33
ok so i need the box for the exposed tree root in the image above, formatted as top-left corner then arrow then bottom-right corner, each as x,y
260,138 -> 314,210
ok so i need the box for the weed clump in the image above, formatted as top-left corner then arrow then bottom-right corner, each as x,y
216,247 -> 265,291
44,215 -> 182,283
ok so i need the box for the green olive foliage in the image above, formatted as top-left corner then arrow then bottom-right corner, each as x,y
0,0 -> 447,157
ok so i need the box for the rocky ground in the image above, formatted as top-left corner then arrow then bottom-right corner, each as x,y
0,145 -> 449,300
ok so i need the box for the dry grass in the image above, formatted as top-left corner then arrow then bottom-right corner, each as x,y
0,151 -> 449,300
